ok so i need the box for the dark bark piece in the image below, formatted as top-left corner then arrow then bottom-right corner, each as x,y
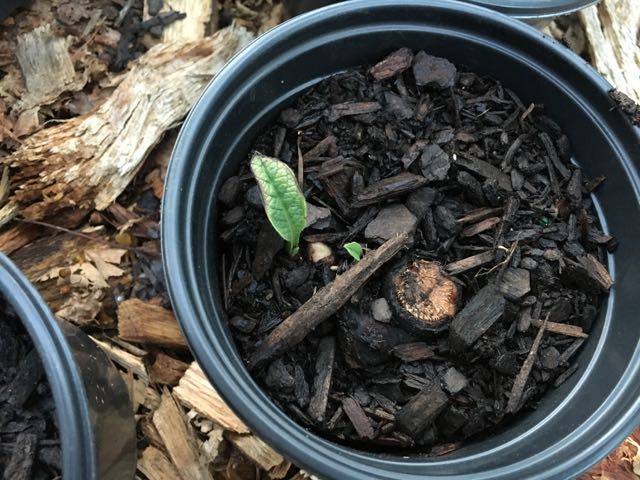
544,155 -> 561,195
558,339 -> 585,364
530,319 -> 588,338
405,187 -> 437,219
338,307 -> 416,368
369,47 -> 414,81
566,169 -> 582,207
539,132 -> 570,179
553,363 -> 580,387
494,196 -> 520,247
506,319 -> 546,414
354,172 -> 428,207
249,233 -> 410,368
454,151 -> 512,191
497,268 -> 531,301
3,433 -> 38,480
461,217 -> 501,237
307,337 -> 335,423
4,349 -> 44,407
456,207 -> 503,225
327,101 -> 381,122
576,254 -> 614,292
445,250 -> 495,275
342,397 -> 375,440
251,222 -> 284,280
294,365 -> 310,408
457,171 -> 486,205
609,89 -> 640,125
420,145 -> 451,182
303,135 -> 337,161
396,383 -> 449,438
365,204 -> 418,243
503,134 -> 526,167
449,285 -> 506,352
390,342 -> 436,362
412,51 -> 456,88
401,140 -> 428,169
385,260 -> 460,334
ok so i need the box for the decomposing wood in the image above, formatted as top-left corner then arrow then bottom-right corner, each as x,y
149,352 -> 190,386
327,101 -> 381,122
506,319 -> 547,414
385,260 -> 459,334
449,284 -> 506,351
577,254 -> 614,291
395,383 -> 449,438
249,233 -> 410,368
456,207 -> 503,225
14,24 -> 85,115
2,24 -> 254,222
153,389 -> 212,480
531,319 -> 588,338
561,255 -> 613,293
341,397 -> 375,440
174,362 -> 249,434
445,250 -> 495,275
226,433 -> 286,473
138,446 -> 181,480
0,223 -> 42,255
147,0 -> 215,43
390,342 -> 436,362
579,0 -> 640,103
353,172 -> 428,207
118,298 -> 188,349
307,337 -> 335,423
454,151 -> 512,191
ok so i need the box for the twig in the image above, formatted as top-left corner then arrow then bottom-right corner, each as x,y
531,319 -> 588,338
506,315 -> 547,413
249,233 -> 410,369
297,132 -> 304,186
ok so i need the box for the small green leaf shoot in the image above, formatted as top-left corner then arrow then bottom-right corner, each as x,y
343,241 -> 364,262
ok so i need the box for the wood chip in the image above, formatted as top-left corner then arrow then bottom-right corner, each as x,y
369,47 -> 414,81
445,250 -> 495,275
341,397 -> 375,440
149,352 -> 190,386
174,362 -> 249,434
449,285 -> 506,351
91,337 -> 148,380
456,207 -> 503,224
497,268 -> 531,300
531,319 -> 588,338
577,254 -> 614,291
152,390 -> 212,480
391,342 -> 436,362
353,172 -> 428,207
307,336 -> 335,423
461,217 -> 501,237
226,433 -> 286,472
118,298 -> 188,349
138,446 -> 181,480
395,383 -> 449,438
506,319 -> 547,413
327,101 -> 381,122
454,151 -> 512,191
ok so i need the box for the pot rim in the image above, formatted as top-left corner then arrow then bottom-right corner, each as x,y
461,0 -> 601,19
161,1 -> 640,478
0,253 -> 95,479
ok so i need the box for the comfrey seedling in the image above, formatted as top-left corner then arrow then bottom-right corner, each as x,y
250,153 -> 307,255
343,241 -> 363,262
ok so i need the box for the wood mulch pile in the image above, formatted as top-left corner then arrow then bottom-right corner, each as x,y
0,0 -> 638,479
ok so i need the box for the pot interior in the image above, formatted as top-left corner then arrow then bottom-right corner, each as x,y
165,2 -> 640,477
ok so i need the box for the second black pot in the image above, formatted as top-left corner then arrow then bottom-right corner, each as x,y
0,254 -> 136,479
162,1 -> 640,478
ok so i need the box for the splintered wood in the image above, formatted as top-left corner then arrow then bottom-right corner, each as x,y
118,298 -> 188,349
2,24 -> 254,222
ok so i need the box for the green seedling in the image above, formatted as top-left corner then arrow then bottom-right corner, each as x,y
250,153 -> 307,255
343,241 -> 364,262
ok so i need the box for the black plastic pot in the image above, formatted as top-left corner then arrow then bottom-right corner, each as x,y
162,1 -> 640,478
283,0 -> 600,20
0,0 -> 30,20
0,254 -> 136,480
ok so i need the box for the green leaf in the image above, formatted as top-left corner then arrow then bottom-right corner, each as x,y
250,153 -> 307,255
343,241 -> 363,262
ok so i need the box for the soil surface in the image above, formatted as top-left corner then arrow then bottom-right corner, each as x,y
219,48 -> 616,453
0,297 -> 61,479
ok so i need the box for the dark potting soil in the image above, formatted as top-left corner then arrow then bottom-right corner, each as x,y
0,297 -> 61,479
217,48 -> 615,453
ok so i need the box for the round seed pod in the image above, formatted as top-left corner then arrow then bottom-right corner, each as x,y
385,259 -> 460,335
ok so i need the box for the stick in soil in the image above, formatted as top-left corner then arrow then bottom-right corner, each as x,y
506,317 -> 548,414
307,336 -> 336,423
249,233 -> 410,369
531,319 -> 588,338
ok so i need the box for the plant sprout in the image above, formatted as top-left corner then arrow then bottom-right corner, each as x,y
250,153 -> 307,255
343,241 -> 364,262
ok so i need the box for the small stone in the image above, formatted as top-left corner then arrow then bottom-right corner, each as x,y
222,206 -> 244,226
442,367 -> 468,394
420,144 -> 451,182
371,298 -> 392,323
540,347 -> 561,370
229,315 -> 257,333
405,187 -> 437,219
365,204 -> 418,243
520,257 -> 538,270
434,206 -> 459,234
265,359 -> 295,390
308,242 -> 333,264
306,203 -> 332,229
412,51 -> 457,88
219,176 -> 241,207
246,185 -> 263,209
